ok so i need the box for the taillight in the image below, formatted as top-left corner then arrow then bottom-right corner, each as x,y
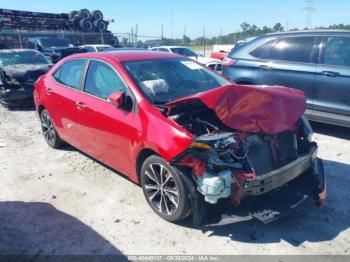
223,58 -> 237,67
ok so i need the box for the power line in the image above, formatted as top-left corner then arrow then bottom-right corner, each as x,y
303,0 -> 315,29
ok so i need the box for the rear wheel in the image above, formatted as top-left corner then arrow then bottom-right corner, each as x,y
40,109 -> 63,148
141,155 -> 190,222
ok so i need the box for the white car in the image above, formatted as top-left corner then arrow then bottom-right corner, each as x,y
80,44 -> 113,52
150,46 -> 223,72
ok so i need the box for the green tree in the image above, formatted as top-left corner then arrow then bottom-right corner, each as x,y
273,23 -> 284,32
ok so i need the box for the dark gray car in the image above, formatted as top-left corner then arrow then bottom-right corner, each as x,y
223,30 -> 350,128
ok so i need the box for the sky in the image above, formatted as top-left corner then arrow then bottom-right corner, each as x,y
1,0 -> 349,39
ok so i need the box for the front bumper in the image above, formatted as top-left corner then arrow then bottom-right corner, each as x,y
244,145 -> 318,196
0,84 -> 34,107
202,157 -> 326,226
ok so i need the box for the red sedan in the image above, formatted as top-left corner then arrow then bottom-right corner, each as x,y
34,51 -> 326,225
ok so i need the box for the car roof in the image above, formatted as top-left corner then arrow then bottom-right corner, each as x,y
151,46 -> 189,49
68,50 -> 183,62
265,29 -> 350,37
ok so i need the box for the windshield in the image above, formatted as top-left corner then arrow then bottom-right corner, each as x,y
97,46 -> 113,52
170,48 -> 198,57
123,58 -> 230,104
0,51 -> 50,67
41,38 -> 72,48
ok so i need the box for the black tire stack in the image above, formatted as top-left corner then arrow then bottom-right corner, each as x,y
0,8 -> 69,31
0,8 -> 119,48
68,9 -> 108,32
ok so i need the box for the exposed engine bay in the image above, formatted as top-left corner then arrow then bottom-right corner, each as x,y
167,99 -> 322,219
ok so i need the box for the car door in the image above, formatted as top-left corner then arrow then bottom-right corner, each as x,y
256,36 -> 319,110
314,35 -> 350,117
74,59 -> 137,176
47,59 -> 87,147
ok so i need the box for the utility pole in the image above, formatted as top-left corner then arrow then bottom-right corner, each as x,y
161,25 -> 164,41
135,24 -> 138,44
220,27 -> 223,44
303,0 -> 315,29
170,9 -> 174,39
203,26 -> 206,57
131,27 -> 134,46
183,26 -> 186,45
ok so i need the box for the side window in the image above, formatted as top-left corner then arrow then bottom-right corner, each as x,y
53,59 -> 86,90
250,39 -> 275,58
84,46 -> 95,52
158,48 -> 170,52
323,37 -> 350,67
53,67 -> 62,79
264,36 -> 316,63
84,60 -> 127,100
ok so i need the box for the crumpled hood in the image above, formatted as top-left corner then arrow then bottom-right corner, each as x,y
168,84 -> 306,134
1,64 -> 51,83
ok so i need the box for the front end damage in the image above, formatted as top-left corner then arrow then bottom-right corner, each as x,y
0,64 -> 50,108
167,85 -> 326,225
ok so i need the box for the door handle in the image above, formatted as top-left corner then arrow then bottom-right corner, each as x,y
259,64 -> 273,70
75,101 -> 88,111
46,88 -> 53,95
321,71 -> 340,77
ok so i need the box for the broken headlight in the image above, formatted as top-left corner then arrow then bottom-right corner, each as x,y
191,132 -> 235,151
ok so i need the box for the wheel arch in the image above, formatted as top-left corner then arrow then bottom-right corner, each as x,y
37,104 -> 46,115
135,148 -> 159,184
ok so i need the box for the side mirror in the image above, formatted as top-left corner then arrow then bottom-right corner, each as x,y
108,91 -> 125,108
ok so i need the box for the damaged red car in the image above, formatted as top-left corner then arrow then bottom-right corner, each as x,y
34,51 -> 326,225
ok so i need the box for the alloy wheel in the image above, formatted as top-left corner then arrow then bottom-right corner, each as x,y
144,163 -> 180,216
41,111 -> 56,146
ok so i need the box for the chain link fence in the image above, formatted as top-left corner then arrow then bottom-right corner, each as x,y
0,29 -> 119,49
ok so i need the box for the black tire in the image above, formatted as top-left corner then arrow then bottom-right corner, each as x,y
40,109 -> 63,149
93,20 -> 108,32
68,10 -> 78,20
79,18 -> 93,32
92,10 -> 103,21
78,9 -> 91,20
140,155 -> 191,222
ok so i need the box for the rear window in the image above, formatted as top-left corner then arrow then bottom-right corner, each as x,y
263,36 -> 316,63
249,40 -> 275,58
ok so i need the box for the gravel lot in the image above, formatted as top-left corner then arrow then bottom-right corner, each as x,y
0,105 -> 350,256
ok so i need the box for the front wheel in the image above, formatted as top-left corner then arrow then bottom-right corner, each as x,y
141,155 -> 191,222
40,109 -> 63,148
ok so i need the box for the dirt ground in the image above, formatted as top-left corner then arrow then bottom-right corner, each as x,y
0,105 -> 350,256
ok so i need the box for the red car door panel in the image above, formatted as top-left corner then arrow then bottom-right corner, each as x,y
75,94 -> 138,175
45,59 -> 87,147
73,59 -> 138,176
